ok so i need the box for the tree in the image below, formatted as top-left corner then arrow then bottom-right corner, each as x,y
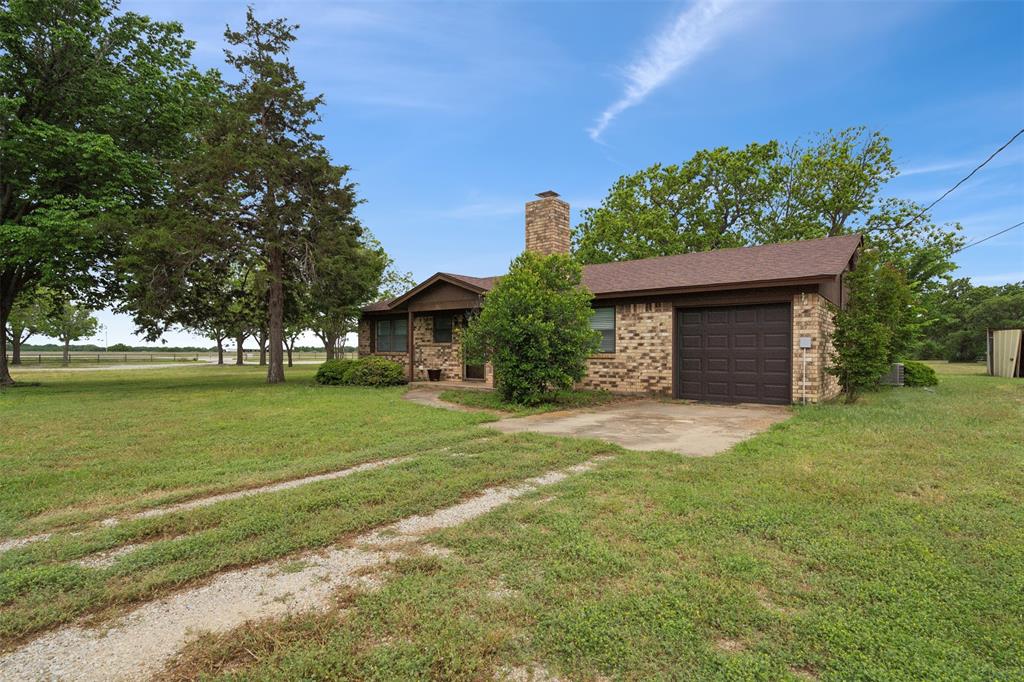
40,303 -> 99,365
828,252 -> 915,402
572,127 -> 961,292
915,279 -> 1024,361
0,0 -> 215,385
461,252 -> 598,405
4,288 -> 53,365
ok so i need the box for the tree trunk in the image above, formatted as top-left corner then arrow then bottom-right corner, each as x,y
266,245 -> 285,383
326,334 -> 337,360
235,334 -> 245,365
216,337 -> 224,365
0,302 -> 12,386
258,329 -> 267,366
286,338 -> 294,367
11,332 -> 21,365
62,338 -> 70,366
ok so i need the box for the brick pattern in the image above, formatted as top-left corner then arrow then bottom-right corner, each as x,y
577,302 -> 674,395
525,194 -> 571,256
791,292 -> 840,403
359,315 -> 493,386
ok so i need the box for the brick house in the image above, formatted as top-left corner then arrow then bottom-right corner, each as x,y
359,191 -> 860,404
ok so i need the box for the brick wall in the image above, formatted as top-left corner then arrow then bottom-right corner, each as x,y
577,302 -> 674,395
791,292 -> 840,403
359,314 -> 493,386
525,193 -> 570,256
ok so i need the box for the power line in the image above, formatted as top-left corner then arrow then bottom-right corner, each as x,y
953,219 -> 1024,254
896,127 -> 1024,232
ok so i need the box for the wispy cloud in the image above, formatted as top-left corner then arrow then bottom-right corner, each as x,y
588,0 -> 748,141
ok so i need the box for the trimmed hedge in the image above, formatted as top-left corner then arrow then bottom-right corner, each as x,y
903,360 -> 938,387
314,357 -> 406,387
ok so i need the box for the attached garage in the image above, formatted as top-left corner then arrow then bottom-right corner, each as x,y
676,304 -> 792,404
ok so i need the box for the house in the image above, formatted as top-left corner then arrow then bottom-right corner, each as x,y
359,191 -> 861,405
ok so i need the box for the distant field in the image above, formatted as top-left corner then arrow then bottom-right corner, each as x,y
5,350 -> 353,367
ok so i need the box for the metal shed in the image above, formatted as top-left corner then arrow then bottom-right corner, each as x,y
987,329 -> 1023,378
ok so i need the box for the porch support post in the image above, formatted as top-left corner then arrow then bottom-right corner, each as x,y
407,310 -> 414,382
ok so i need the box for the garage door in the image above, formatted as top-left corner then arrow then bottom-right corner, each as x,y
676,304 -> 792,404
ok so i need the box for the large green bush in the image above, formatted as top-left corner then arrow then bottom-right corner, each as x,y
314,359 -> 359,385
461,251 -> 599,405
902,360 -> 938,387
347,356 -> 406,387
829,252 -> 915,403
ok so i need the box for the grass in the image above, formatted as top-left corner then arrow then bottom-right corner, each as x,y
161,364 -> 1023,681
0,365 -> 611,642
438,387 -> 618,415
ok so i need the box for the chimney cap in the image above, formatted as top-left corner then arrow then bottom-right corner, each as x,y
535,190 -> 560,198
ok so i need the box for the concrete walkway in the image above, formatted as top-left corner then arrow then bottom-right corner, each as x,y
487,400 -> 790,456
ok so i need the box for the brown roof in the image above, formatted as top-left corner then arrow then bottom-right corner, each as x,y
363,235 -> 860,312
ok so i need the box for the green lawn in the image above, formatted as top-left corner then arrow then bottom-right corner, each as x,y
2,363 -> 1022,680
167,364 -> 1022,681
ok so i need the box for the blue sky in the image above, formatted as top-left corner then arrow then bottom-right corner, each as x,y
81,0 -> 1023,346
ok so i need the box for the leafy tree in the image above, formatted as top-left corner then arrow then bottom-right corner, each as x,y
40,302 -> 99,365
573,127 -> 961,292
828,252 -> 915,402
916,279 -> 1024,361
108,343 -> 132,352
0,0 -> 215,385
4,288 -> 54,365
461,252 -> 598,405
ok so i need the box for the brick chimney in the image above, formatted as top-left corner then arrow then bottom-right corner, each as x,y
525,190 -> 570,255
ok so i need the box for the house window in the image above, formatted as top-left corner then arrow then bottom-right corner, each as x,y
591,306 -> 615,353
433,314 -> 454,343
375,318 -> 407,353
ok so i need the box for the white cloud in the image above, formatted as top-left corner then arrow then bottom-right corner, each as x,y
588,0 -> 748,141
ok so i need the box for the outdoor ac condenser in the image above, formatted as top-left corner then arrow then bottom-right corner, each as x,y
880,362 -> 905,386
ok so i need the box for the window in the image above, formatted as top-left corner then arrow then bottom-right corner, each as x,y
375,318 -> 407,352
591,306 -> 615,353
433,314 -> 454,343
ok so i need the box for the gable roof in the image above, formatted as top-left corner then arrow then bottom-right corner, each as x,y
363,235 -> 861,312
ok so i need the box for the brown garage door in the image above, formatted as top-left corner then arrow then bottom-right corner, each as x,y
676,304 -> 791,404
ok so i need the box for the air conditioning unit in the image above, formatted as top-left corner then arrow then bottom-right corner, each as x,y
880,362 -> 904,386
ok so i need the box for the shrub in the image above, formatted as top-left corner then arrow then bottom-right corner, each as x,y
347,356 -> 406,387
902,360 -> 938,387
461,251 -> 599,405
314,359 -> 358,385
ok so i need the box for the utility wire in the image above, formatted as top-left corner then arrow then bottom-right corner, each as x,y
953,219 -> 1024,254
895,127 -> 1024,232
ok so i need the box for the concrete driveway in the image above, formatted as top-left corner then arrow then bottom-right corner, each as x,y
487,400 -> 791,456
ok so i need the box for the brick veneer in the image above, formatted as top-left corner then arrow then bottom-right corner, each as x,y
525,193 -> 571,256
791,292 -> 840,403
577,302 -> 674,395
359,315 -> 493,386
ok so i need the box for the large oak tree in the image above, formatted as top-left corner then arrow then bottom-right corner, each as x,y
0,0 -> 214,385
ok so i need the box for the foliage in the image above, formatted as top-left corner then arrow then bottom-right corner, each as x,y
347,356 -> 406,387
314,359 -> 359,385
573,127 -> 962,292
828,253 -> 915,402
38,301 -> 99,364
107,343 -> 133,352
902,360 -> 938,387
462,252 -> 598,405
4,287 -> 55,355
0,0 -> 216,385
915,279 -> 1024,361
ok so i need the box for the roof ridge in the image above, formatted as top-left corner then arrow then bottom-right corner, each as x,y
581,234 -> 862,270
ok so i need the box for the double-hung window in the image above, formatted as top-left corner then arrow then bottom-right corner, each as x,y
375,318 -> 407,352
433,314 -> 454,343
591,307 -> 616,353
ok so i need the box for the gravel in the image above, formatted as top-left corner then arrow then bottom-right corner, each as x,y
0,456 -> 610,681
